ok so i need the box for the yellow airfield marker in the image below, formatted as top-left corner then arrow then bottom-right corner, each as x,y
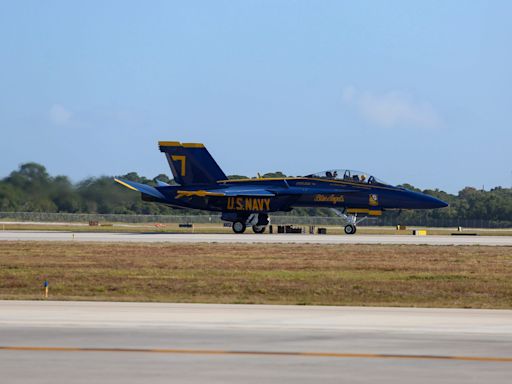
43,280 -> 49,299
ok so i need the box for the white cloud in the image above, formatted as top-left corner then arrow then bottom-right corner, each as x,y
342,86 -> 442,129
49,104 -> 72,125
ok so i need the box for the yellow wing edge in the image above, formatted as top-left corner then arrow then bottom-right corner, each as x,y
114,178 -> 138,191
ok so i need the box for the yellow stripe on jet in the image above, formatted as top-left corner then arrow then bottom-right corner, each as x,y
158,141 -> 205,148
158,141 -> 182,147
176,190 -> 225,198
346,208 -> 382,216
219,177 -> 403,190
114,178 -> 138,191
182,143 -> 204,148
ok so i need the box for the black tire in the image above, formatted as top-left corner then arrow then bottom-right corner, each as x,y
344,224 -> 357,235
252,225 -> 266,234
232,221 -> 246,234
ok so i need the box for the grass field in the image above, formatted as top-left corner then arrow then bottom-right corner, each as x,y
1,241 -> 511,308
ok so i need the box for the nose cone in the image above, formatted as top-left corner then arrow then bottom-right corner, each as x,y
422,194 -> 448,209
409,191 -> 448,209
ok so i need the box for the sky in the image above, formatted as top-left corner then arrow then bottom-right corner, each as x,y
0,0 -> 511,193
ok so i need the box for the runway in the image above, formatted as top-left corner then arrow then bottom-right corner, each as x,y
1,230 -> 512,245
1,301 -> 511,383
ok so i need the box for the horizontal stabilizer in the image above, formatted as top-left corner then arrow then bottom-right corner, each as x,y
114,178 -> 166,200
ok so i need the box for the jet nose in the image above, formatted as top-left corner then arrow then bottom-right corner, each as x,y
431,196 -> 448,208
421,194 -> 448,209
399,190 -> 448,209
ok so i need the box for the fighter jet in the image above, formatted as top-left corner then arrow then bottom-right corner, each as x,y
115,141 -> 448,234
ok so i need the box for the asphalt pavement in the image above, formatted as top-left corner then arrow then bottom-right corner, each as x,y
1,230 -> 512,245
0,301 -> 511,383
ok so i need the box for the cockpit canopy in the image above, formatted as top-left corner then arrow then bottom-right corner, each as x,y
304,169 -> 389,186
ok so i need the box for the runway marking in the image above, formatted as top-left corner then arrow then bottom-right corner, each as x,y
1,346 -> 511,363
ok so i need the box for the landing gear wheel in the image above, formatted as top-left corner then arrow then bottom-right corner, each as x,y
344,224 -> 357,235
232,221 -> 247,234
252,225 -> 266,234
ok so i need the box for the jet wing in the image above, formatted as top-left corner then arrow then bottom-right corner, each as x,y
114,178 -> 166,200
177,186 -> 275,198
221,187 -> 275,196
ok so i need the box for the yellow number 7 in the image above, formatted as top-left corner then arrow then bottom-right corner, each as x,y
171,155 -> 186,176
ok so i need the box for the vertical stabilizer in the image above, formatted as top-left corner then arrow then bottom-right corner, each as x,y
158,141 -> 227,186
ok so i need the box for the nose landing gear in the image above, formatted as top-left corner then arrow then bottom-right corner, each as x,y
344,224 -> 357,235
331,209 -> 367,235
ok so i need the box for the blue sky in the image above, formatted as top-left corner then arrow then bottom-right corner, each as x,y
1,1 -> 510,192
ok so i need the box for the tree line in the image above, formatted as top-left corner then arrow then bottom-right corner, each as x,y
0,163 -> 511,224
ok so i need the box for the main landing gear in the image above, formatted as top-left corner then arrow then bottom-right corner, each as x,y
224,213 -> 269,234
331,209 -> 368,235
232,221 -> 246,234
252,225 -> 266,234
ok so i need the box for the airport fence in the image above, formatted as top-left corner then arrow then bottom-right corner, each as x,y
0,212 -> 511,228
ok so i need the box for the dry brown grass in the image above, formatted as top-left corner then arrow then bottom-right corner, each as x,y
1,242 -> 511,308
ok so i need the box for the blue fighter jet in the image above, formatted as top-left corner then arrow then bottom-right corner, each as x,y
115,141 -> 448,234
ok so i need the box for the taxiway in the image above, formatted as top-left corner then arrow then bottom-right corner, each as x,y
1,230 -> 512,245
0,301 -> 511,383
